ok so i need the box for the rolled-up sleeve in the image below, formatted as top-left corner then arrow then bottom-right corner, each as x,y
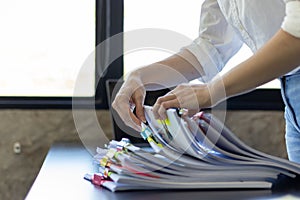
282,0 -> 300,38
183,0 -> 243,81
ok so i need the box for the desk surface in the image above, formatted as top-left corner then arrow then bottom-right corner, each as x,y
25,143 -> 300,200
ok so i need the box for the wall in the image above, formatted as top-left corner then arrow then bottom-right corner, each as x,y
0,109 -> 287,200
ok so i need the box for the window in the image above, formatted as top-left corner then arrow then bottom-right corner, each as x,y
123,0 -> 282,110
0,0 -> 95,97
123,0 -> 280,89
1,0 -> 282,110
0,0 -> 123,108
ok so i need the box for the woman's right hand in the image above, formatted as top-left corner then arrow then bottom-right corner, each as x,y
112,71 -> 146,132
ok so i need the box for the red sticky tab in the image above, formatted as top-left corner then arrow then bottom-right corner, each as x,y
92,174 -> 104,186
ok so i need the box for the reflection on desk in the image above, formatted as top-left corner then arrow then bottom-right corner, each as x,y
25,143 -> 300,200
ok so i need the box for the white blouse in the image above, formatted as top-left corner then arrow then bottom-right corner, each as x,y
185,0 -> 299,81
282,0 -> 300,38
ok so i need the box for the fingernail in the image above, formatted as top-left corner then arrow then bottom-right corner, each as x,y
141,118 -> 146,123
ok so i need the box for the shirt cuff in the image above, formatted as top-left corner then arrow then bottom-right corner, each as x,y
281,1 -> 300,38
183,38 -> 224,82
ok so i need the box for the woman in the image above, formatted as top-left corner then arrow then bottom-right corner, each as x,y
112,0 -> 300,162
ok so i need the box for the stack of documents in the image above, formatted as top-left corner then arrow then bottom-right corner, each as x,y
86,106 -> 300,192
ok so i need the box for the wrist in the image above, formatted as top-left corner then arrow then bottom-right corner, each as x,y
207,76 -> 227,106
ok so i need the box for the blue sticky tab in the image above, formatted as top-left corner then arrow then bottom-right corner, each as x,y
140,123 -> 152,140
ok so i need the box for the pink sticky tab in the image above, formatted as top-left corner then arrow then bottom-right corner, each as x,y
92,174 -> 104,186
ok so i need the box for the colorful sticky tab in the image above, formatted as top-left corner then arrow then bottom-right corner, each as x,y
116,138 -> 131,151
103,168 -> 111,178
100,156 -> 108,167
140,123 -> 152,140
92,173 -> 104,186
106,149 -> 117,159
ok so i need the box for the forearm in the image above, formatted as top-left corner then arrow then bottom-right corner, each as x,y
211,29 -> 300,102
130,49 -> 204,91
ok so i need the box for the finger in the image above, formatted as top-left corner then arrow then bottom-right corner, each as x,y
156,93 -> 177,104
153,94 -> 177,119
120,106 -> 142,131
132,93 -> 146,123
128,109 -> 142,132
113,100 -> 142,132
153,93 -> 177,118
152,102 -> 161,120
156,99 -> 180,120
159,99 -> 180,119
135,103 -> 146,123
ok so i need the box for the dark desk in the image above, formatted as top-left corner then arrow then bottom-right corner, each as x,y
25,143 -> 300,200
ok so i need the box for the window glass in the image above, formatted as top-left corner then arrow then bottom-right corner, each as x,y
124,0 -> 280,88
0,0 -> 95,96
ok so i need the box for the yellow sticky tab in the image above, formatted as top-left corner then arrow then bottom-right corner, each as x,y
157,118 -> 170,125
100,156 -> 108,167
114,151 -> 122,160
106,149 -> 116,159
147,136 -> 163,148
147,137 -> 154,143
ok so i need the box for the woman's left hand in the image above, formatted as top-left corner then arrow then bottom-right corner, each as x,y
152,83 -> 213,120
